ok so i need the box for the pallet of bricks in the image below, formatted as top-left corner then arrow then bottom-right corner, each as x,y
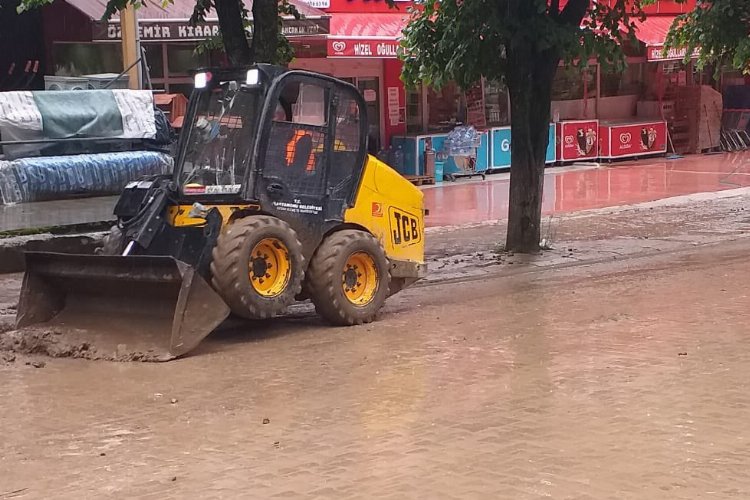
405,175 -> 435,186
673,86 -> 723,154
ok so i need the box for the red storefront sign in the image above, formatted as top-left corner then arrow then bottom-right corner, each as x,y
599,120 -> 667,159
327,39 -> 401,57
556,120 -> 599,162
647,46 -> 701,61
313,0 -> 412,13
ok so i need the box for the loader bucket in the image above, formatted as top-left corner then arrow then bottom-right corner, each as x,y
16,252 -> 230,361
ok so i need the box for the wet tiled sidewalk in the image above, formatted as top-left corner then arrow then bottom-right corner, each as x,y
424,151 -> 750,227
2,151 -> 750,232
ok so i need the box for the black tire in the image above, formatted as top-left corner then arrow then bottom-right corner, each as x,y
210,215 -> 304,319
307,230 -> 391,326
97,225 -> 124,255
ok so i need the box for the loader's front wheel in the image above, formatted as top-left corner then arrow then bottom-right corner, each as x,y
308,230 -> 390,326
211,216 -> 304,319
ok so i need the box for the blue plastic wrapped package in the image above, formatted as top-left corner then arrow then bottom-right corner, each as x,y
443,126 -> 481,156
0,151 -> 172,204
0,160 -> 23,205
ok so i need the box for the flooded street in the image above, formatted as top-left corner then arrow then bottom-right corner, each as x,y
2,153 -> 750,498
2,235 -> 750,498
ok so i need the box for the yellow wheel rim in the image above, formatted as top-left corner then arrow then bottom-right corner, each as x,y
248,238 -> 291,297
342,252 -> 379,306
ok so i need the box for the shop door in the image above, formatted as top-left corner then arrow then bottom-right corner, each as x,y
357,78 -> 381,154
337,77 -> 381,154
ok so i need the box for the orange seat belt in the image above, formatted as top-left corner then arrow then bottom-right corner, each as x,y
285,130 -> 316,172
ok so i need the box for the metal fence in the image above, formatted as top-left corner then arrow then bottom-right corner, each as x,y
720,109 -> 750,152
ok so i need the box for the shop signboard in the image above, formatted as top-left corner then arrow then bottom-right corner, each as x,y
556,120 -> 599,162
599,120 -> 667,159
300,0 -> 330,7
490,127 -> 512,168
490,124 -> 556,169
324,0 -> 412,13
387,86 -> 400,126
647,45 -> 701,62
327,39 -> 401,58
94,18 -> 329,41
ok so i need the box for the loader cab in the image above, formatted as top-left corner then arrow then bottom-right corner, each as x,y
175,66 -> 271,197
175,65 -> 369,223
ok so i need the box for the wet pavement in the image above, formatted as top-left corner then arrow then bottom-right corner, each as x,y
424,151 -> 750,227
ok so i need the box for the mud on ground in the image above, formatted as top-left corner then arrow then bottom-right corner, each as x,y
0,190 -> 748,363
0,328 -> 166,362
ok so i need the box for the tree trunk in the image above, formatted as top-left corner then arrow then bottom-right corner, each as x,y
505,47 -> 559,253
214,0 -> 252,66
251,0 -> 279,63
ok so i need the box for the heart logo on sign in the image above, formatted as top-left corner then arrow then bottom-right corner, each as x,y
331,41 -> 346,53
620,132 -> 632,144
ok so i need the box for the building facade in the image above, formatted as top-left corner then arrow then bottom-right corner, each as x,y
5,0 -> 743,174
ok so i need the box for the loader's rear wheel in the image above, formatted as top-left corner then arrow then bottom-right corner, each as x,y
308,230 -> 390,326
211,216 -> 304,319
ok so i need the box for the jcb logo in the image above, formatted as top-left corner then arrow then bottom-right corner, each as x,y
389,207 -> 422,246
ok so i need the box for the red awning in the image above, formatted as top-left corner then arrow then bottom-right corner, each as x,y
633,16 -> 675,48
329,13 -> 408,39
327,13 -> 408,58
632,15 -> 699,61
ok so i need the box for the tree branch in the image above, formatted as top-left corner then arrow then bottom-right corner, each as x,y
550,0 -> 560,17
559,0 -> 588,26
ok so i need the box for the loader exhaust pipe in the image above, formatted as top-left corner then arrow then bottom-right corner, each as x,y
16,252 -> 230,361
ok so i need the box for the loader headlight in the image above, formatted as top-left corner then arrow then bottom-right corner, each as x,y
194,71 -> 212,89
246,69 -> 260,86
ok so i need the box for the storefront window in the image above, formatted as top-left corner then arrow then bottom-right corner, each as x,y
406,84 -> 422,134
142,43 -> 164,79
551,66 -> 595,101
169,83 -> 197,97
722,69 -> 747,90
167,44 -> 209,76
692,63 -> 717,87
52,43 -> 122,76
426,82 -> 460,132
642,60 -> 689,100
601,63 -> 643,97
484,80 -> 509,126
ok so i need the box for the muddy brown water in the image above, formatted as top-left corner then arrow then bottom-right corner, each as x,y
1,238 -> 750,497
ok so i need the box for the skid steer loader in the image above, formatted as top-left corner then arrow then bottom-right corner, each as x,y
15,65 -> 426,360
